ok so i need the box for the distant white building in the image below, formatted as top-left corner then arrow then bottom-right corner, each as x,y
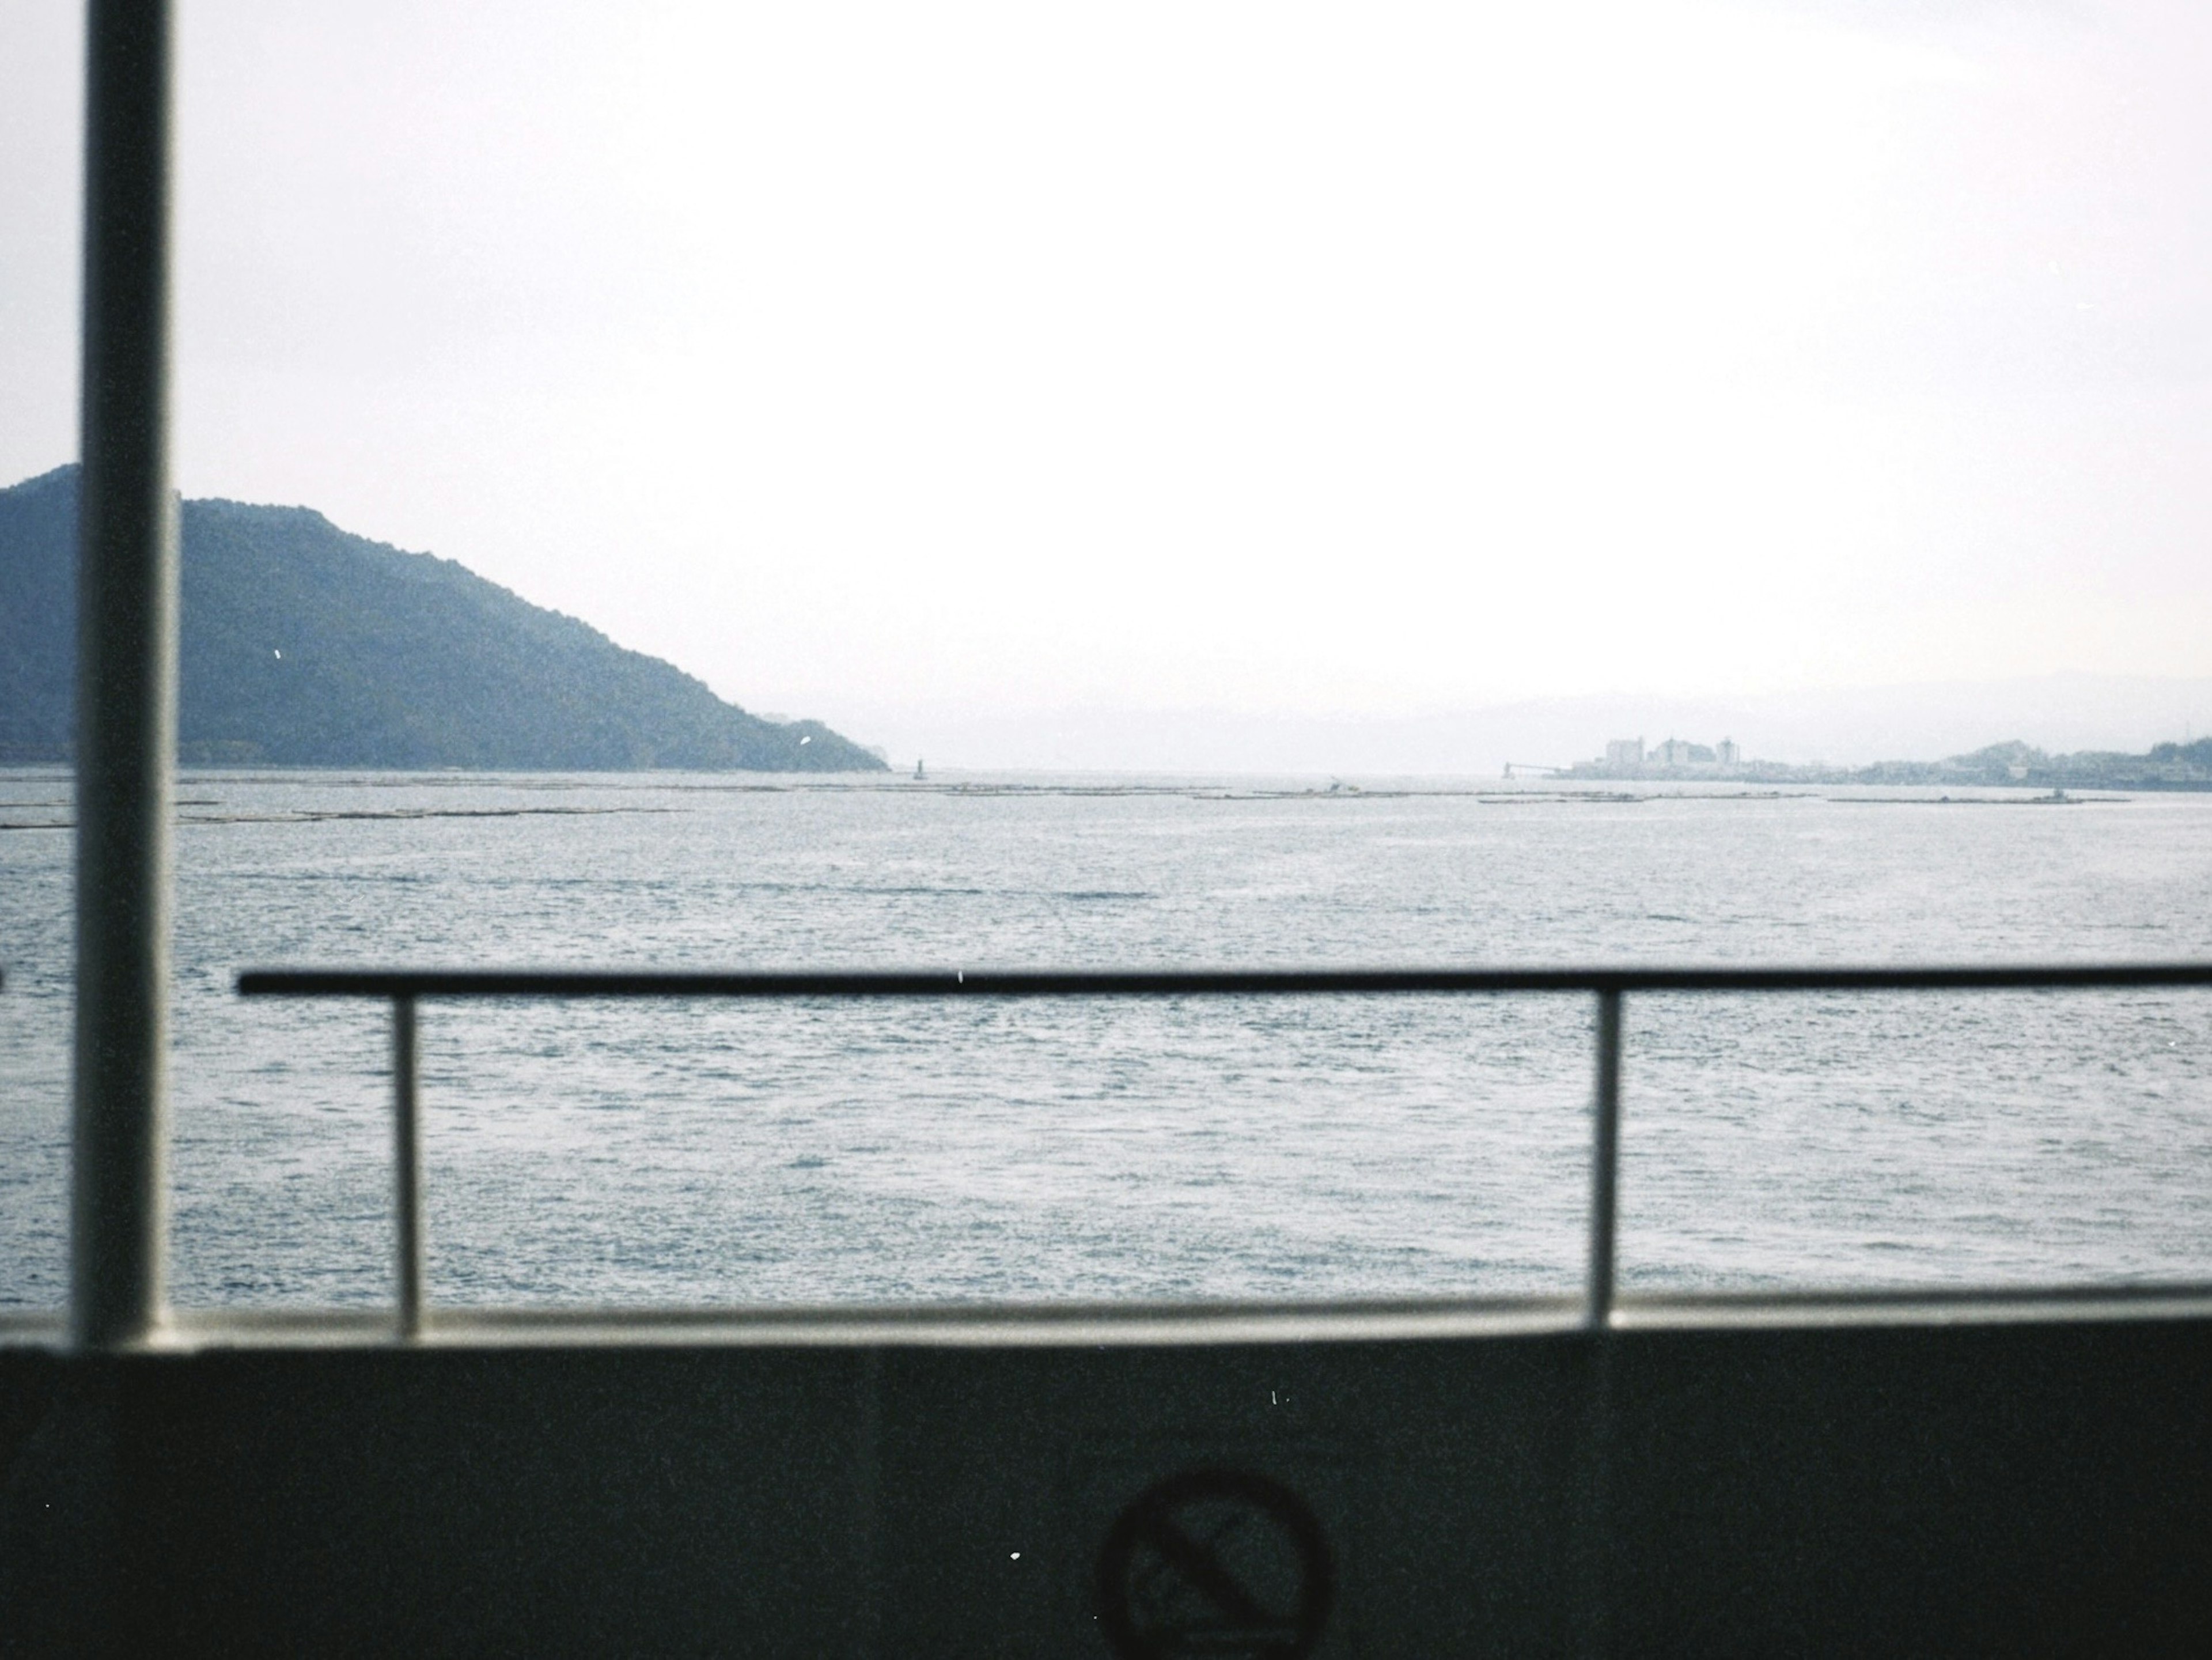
1577,733 -> 1756,778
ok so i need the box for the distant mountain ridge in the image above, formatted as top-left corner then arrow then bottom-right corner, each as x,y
832,678 -> 2212,774
1848,737 -> 2212,789
1562,733 -> 2212,786
0,466 -> 884,771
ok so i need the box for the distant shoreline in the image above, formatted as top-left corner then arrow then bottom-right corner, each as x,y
1560,735 -> 2212,792
4,765 -> 2202,819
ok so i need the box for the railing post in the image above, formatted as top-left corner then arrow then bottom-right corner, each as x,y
1578,985 -> 1625,1658
392,995 -> 423,1338
70,0 -> 176,1352
1586,988 -> 1623,1331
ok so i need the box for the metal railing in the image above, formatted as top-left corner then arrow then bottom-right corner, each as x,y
237,962 -> 2212,1340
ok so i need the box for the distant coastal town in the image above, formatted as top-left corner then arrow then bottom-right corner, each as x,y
1546,735 -> 2212,790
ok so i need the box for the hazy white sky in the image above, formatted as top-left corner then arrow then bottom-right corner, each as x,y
4,1 -> 2210,748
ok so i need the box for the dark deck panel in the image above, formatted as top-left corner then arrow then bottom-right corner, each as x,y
5,1311 -> 2209,1655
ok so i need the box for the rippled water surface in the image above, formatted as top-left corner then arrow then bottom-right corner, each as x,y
3,769 -> 2209,1308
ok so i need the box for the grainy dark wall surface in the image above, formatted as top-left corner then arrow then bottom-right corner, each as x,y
2,1318 -> 2207,1656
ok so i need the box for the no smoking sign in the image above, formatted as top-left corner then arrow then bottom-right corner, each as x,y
1096,1469 -> 1335,1659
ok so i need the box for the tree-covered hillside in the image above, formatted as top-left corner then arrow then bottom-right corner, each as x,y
0,466 -> 884,771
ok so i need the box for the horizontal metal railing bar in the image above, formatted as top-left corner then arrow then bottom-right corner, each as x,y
181,1280 -> 2212,1325
11,1283 -> 2212,1353
237,962 -> 2212,998
215,960 -> 2212,1347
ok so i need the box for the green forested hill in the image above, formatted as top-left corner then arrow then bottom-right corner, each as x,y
0,466 -> 884,771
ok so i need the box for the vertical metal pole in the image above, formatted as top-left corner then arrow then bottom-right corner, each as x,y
393,996 -> 423,1337
1585,988 -> 1623,1331
1578,986 -> 1625,1658
70,0 -> 176,1352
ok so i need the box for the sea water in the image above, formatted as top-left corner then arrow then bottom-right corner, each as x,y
2,769 -> 2209,1309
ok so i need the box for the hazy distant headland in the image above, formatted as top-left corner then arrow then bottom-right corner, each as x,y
0,466 -> 885,772
1565,734 -> 2212,790
827,678 -> 2212,776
